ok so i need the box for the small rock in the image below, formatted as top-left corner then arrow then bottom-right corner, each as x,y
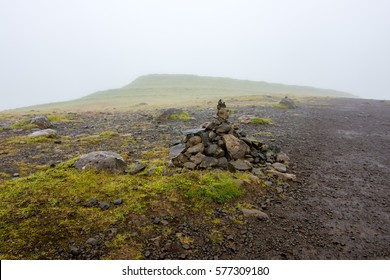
272,162 -> 287,173
190,153 -> 206,165
100,202 -> 110,210
69,245 -> 80,256
129,163 -> 146,175
199,157 -> 218,169
276,152 -> 290,163
183,162 -> 197,170
229,159 -> 253,171
273,171 -> 297,182
12,173 -> 20,178
182,244 -> 190,250
241,208 -> 269,220
186,143 -> 204,155
153,217 -> 161,224
86,238 -> 98,246
28,129 -> 57,137
114,198 -> 123,205
84,198 -> 98,207
186,136 -> 202,147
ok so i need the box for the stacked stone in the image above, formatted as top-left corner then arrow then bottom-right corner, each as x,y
169,100 -> 279,172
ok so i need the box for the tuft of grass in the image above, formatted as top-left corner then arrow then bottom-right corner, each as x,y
100,130 -> 119,138
9,119 -> 37,130
47,115 -> 69,123
251,117 -> 274,125
169,112 -> 192,121
274,103 -> 292,109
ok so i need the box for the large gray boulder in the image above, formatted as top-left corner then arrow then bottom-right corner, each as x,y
31,115 -> 52,129
75,151 -> 127,174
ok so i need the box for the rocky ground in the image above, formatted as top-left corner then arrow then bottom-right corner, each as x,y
0,97 -> 389,259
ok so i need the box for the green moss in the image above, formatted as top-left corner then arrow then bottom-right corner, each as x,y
10,119 -> 37,130
100,130 -> 119,137
47,115 -> 69,123
251,117 -> 274,125
274,103 -> 291,109
169,112 -> 192,121
0,154 -> 250,259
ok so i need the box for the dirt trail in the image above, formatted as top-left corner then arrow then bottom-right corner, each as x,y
247,98 -> 390,259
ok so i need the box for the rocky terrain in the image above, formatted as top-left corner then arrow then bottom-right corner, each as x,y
0,97 -> 389,259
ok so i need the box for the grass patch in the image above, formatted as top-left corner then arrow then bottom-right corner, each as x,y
169,112 -> 192,121
273,103 -> 291,109
251,117 -> 274,125
0,157 -> 248,259
9,119 -> 37,130
47,115 -> 69,123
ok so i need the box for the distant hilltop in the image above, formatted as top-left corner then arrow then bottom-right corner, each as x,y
122,74 -> 353,97
8,74 -> 355,112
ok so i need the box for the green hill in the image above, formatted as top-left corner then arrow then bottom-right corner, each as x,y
10,74 -> 356,112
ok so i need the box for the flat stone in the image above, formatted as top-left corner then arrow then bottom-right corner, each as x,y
169,143 -> 186,159
129,163 -> 146,175
183,162 -> 197,169
241,208 -> 269,220
272,162 -> 287,173
186,143 -> 204,155
199,157 -> 218,169
181,128 -> 205,136
223,134 -> 250,160
86,238 -> 98,246
273,171 -> 297,182
229,159 -> 253,171
28,129 -> 57,137
190,153 -> 206,165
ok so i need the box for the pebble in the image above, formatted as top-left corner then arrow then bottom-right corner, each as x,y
100,202 -> 110,210
12,173 -> 20,178
114,198 -> 123,205
69,245 -> 80,256
84,198 -> 98,207
86,238 -> 98,246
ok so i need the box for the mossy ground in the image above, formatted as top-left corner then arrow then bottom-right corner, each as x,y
0,155 -> 263,259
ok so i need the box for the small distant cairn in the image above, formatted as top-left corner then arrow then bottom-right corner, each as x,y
168,100 -> 284,172
279,96 -> 297,109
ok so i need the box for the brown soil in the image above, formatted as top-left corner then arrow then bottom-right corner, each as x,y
1,97 -> 389,259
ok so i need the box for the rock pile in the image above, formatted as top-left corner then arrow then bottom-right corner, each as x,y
279,96 -> 297,109
169,100 -> 286,172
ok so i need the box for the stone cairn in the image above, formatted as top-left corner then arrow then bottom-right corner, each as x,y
168,100 -> 286,172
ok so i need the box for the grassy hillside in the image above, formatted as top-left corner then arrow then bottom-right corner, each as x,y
8,74 -> 355,112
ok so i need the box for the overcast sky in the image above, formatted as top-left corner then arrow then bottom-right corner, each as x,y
1,0 -> 389,110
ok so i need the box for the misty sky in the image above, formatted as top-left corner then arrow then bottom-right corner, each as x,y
1,0 -> 389,110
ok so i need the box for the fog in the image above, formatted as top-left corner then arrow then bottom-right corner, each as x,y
1,0 -> 389,110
